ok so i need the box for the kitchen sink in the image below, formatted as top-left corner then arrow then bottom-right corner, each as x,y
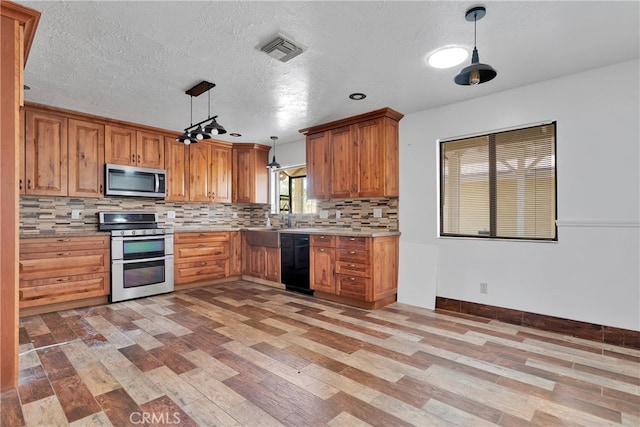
245,229 -> 280,248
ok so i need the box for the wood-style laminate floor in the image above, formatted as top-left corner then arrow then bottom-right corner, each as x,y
2,281 -> 639,427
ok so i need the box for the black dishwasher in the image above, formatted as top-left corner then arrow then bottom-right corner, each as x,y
280,233 -> 312,295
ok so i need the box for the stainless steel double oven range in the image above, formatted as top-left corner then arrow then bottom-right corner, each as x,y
99,212 -> 174,303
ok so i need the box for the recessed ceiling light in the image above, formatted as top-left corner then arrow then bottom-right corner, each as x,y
427,46 -> 469,69
349,93 -> 366,100
229,133 -> 242,137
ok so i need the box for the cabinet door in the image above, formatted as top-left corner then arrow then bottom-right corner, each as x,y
248,245 -> 266,278
330,126 -> 355,198
265,247 -> 280,282
24,109 -> 68,196
165,137 -> 189,201
68,119 -> 105,198
19,108 -> 25,194
310,246 -> 335,294
229,231 -> 242,276
211,143 -> 232,203
306,131 -> 330,199
189,142 -> 212,202
232,147 -> 253,203
105,125 -> 136,166
355,118 -> 385,197
137,131 -> 164,169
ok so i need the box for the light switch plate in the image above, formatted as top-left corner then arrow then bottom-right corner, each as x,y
167,210 -> 176,219
335,210 -> 341,219
373,208 -> 382,218
319,210 -> 329,219
232,212 -> 238,219
71,209 -> 81,219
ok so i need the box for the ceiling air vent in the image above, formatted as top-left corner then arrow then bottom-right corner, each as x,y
258,33 -> 304,63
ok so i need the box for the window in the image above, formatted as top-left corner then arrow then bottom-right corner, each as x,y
440,122 -> 557,240
271,166 -> 317,214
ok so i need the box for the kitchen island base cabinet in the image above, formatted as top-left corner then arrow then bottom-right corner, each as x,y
310,234 -> 398,309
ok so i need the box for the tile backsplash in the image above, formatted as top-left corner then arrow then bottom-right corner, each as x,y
19,196 -> 398,236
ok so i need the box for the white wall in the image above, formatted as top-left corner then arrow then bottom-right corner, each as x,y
398,59 -> 640,331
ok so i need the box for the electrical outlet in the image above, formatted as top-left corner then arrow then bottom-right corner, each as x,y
373,208 -> 382,218
232,212 -> 238,219
335,210 -> 341,219
71,209 -> 81,219
319,210 -> 329,219
480,283 -> 488,294
265,211 -> 270,218
167,210 -> 176,219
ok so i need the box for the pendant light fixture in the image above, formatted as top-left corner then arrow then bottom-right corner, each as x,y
454,6 -> 497,86
176,81 -> 227,145
267,136 -> 281,169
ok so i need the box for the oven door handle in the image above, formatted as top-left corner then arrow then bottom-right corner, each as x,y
112,255 -> 173,265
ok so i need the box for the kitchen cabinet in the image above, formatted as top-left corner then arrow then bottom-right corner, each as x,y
300,107 -> 403,199
189,140 -> 232,203
229,231 -> 242,276
164,136 -> 189,202
24,109 -> 68,196
242,233 -> 281,283
68,118 -> 105,197
309,235 -> 335,294
105,125 -> 164,169
305,131 -> 330,199
174,232 -> 232,289
310,233 -> 398,309
19,236 -> 110,310
232,143 -> 270,204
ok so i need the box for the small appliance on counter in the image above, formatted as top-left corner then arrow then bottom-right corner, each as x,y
99,212 -> 174,302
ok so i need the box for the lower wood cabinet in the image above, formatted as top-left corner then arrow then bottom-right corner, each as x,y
19,236 -> 110,309
242,234 -> 281,283
174,231 -> 242,289
310,234 -> 398,309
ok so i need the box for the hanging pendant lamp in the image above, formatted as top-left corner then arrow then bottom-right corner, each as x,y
267,136 -> 281,169
455,6 -> 497,86
176,81 -> 227,144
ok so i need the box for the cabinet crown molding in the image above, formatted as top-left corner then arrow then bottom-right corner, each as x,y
299,107 -> 404,135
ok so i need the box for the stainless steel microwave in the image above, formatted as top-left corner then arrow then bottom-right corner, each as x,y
105,164 -> 166,198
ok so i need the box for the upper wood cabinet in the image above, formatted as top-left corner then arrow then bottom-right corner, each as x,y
68,118 -> 104,197
189,140 -> 232,203
24,109 -> 68,196
305,131 -> 330,199
232,143 -> 270,204
105,125 -> 164,169
164,136 -> 189,202
300,108 -> 403,200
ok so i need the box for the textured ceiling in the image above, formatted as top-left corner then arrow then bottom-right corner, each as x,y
18,1 -> 640,147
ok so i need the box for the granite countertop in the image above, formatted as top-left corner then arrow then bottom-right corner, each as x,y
20,226 -> 399,239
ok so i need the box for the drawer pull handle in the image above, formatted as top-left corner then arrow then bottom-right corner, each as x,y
56,278 -> 69,282
56,252 -> 71,256
56,238 -> 71,242
319,248 -> 325,252
349,264 -> 356,268
350,277 -> 356,281
198,243 -> 208,247
319,236 -> 325,239
132,154 -> 136,162
27,179 -> 32,189
349,238 -> 356,241
349,251 -> 356,254
199,233 -> 208,237
200,262 -> 207,266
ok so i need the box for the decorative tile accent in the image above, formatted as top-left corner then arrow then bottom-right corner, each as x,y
19,196 -> 399,236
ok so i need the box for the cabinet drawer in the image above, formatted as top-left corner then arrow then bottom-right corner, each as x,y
21,235 -> 109,253
174,232 -> 229,244
310,235 -> 335,247
19,272 -> 109,308
175,243 -> 229,262
337,275 -> 369,300
336,261 -> 370,277
336,236 -> 370,250
175,259 -> 229,284
336,248 -> 369,264
20,249 -> 109,280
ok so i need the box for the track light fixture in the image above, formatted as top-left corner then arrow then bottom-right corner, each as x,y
454,6 -> 497,86
267,136 -> 281,169
176,81 -> 227,145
